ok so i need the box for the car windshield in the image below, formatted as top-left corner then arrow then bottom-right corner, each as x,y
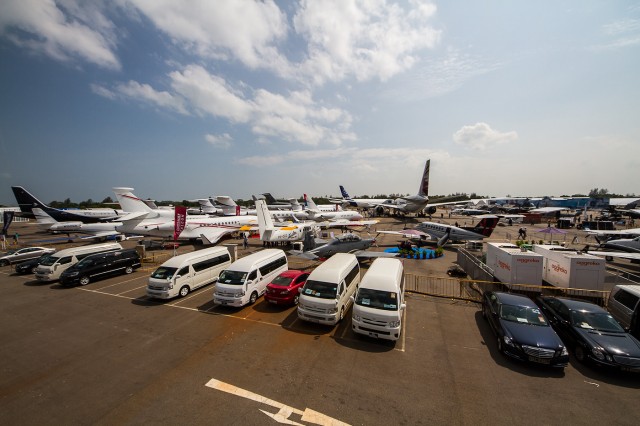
270,275 -> 294,287
38,254 -> 59,266
302,280 -> 337,299
571,311 -> 625,333
500,304 -> 548,326
218,270 -> 247,285
355,288 -> 399,311
150,267 -> 178,280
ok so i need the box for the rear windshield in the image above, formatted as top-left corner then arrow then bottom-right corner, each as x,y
355,288 -> 399,311
218,270 -> 247,285
270,275 -> 294,287
302,280 -> 337,299
150,267 -> 178,280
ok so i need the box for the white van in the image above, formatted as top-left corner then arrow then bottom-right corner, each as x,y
147,247 -> 231,299
213,249 -> 288,307
607,284 -> 640,339
297,253 -> 360,325
351,258 -> 405,341
34,242 -> 122,282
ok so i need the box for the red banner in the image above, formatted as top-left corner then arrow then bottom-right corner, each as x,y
174,206 -> 187,241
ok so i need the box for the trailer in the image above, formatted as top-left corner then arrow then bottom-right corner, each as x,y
486,242 -> 543,288
532,245 -> 605,291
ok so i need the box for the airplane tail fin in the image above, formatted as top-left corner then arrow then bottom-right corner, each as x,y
305,195 -> 319,211
113,188 -> 157,216
417,159 -> 430,197
262,193 -> 278,205
339,185 -> 351,199
11,186 -> 49,214
255,199 -> 275,237
472,216 -> 500,237
31,208 -> 57,225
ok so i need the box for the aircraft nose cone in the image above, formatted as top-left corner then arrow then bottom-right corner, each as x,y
353,213 -> 363,220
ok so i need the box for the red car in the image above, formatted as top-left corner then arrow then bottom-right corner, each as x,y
264,270 -> 310,306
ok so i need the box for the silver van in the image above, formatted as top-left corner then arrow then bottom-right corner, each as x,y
608,285 -> 640,339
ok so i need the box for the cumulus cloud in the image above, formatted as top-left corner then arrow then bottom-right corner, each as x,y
0,0 -> 120,70
91,81 -> 188,114
453,123 -> 518,150
205,133 -> 233,149
293,0 -> 441,84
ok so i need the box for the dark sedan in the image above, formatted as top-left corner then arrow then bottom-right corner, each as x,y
482,291 -> 569,368
14,254 -> 50,274
537,296 -> 640,372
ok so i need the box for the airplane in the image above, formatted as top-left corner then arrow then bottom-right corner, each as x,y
255,193 -> 299,210
599,236 -> 640,253
378,215 -> 500,247
368,159 -> 432,215
112,187 -> 258,244
31,208 -> 122,240
586,228 -> 640,243
304,195 -> 367,222
334,185 -> 393,209
11,186 -> 122,223
254,199 -> 317,243
289,232 -> 396,260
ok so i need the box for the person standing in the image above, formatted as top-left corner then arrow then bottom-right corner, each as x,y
242,233 -> 248,249
13,232 -> 19,246
1,234 -> 5,250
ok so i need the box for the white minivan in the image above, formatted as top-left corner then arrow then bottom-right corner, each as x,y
351,258 -> 405,341
297,253 -> 360,325
147,247 -> 231,299
213,249 -> 288,307
34,242 -> 123,282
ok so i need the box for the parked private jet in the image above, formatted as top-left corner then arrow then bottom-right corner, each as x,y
255,199 -> 317,243
12,186 -> 122,222
290,232 -> 395,260
31,208 -> 122,240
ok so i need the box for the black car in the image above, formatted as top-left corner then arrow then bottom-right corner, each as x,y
59,249 -> 141,286
14,254 -> 50,275
482,291 -> 569,368
537,296 -> 640,372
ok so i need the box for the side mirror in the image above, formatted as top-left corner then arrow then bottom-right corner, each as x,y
175,275 -> 181,279
298,287 -> 303,294
401,303 -> 406,310
349,295 -> 355,303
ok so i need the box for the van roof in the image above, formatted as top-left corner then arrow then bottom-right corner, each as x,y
50,242 -> 122,258
360,258 -> 403,291
226,248 -> 285,271
159,246 -> 230,268
308,253 -> 357,282
613,285 -> 640,296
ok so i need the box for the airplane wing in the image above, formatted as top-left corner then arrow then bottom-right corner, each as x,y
317,219 -> 378,228
353,250 -> 398,259
199,228 -> 236,245
287,250 -> 319,260
586,251 -> 640,261
376,229 -> 431,240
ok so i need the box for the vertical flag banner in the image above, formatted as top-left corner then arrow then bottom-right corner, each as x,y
2,211 -> 15,235
235,205 -> 240,216
174,206 -> 187,241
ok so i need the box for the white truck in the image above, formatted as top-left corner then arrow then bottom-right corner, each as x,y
485,242 -> 543,288
532,245 -> 606,290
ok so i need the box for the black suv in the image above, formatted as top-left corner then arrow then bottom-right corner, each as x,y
60,249 -> 141,286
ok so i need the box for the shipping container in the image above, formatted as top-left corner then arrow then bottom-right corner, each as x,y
532,245 -> 605,290
486,243 -> 543,288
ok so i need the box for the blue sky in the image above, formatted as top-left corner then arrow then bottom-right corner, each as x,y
1,0 -> 638,206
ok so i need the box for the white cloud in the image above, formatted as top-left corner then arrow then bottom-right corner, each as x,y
205,133 -> 232,149
0,0 -> 120,70
453,123 -> 517,150
90,80 -> 188,114
293,0 -> 441,84
124,0 -> 290,72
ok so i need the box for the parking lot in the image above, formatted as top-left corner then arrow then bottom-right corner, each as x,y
2,243 -> 640,425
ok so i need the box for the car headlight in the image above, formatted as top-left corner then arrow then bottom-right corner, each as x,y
328,308 -> 337,314
561,347 -> 569,356
503,335 -> 515,347
353,314 -> 361,322
389,320 -> 400,328
592,348 -> 605,361
235,291 -> 245,297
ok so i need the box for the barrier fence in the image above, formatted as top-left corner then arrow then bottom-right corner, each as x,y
404,274 -> 612,306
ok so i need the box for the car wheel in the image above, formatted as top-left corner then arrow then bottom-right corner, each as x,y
575,345 -> 586,363
31,266 -> 38,274
0,260 -> 8,267
340,306 -> 345,321
79,276 -> 90,286
179,286 -> 190,297
249,292 -> 258,304
124,266 -> 133,274
293,294 -> 299,305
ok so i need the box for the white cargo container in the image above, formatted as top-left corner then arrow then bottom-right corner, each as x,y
486,242 -> 543,288
532,245 -> 605,290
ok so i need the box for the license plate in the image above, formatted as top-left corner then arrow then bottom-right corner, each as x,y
220,301 -> 228,305
368,332 -> 378,338
268,300 -> 277,304
528,356 -> 550,364
621,366 -> 640,372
